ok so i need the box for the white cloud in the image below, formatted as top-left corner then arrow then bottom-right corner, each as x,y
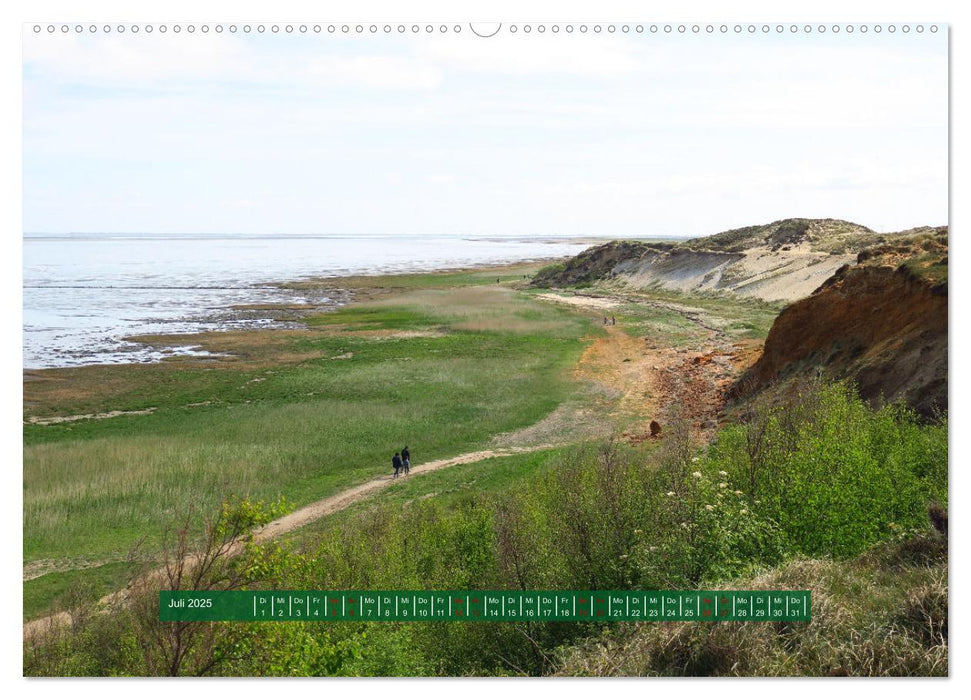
21,28 -> 948,235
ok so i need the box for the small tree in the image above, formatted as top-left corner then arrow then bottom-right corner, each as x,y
128,497 -> 290,676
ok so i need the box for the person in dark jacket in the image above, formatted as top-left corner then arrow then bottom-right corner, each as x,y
402,446 -> 411,475
392,452 -> 403,478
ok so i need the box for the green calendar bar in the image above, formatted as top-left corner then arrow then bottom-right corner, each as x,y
160,590 -> 811,622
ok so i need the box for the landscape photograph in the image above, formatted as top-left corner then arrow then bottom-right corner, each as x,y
21,22 -> 948,677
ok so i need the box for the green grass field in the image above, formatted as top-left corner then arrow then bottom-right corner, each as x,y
24,270 -> 601,617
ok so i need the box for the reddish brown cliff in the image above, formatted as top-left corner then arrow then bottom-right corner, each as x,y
736,231 -> 947,418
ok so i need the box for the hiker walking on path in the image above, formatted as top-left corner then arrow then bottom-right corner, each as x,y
611,315 -> 616,325
392,452 -> 403,479
402,446 -> 411,475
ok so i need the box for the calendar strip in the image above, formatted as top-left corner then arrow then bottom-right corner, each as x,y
160,590 -> 811,622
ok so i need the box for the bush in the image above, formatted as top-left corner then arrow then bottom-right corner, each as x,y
709,381 -> 947,558
641,463 -> 786,587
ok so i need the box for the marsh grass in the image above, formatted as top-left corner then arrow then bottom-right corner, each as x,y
617,304 -> 703,347
24,280 -> 594,585
282,262 -> 548,293
321,286 -> 591,337
524,284 -> 782,347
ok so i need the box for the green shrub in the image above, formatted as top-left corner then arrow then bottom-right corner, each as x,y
642,464 -> 787,586
709,382 -> 947,558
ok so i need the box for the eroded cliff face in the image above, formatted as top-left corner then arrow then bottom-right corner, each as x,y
736,234 -> 948,418
614,246 -> 846,303
531,219 -> 907,303
530,240 -> 672,288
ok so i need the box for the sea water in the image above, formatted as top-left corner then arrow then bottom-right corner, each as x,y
23,233 -> 594,369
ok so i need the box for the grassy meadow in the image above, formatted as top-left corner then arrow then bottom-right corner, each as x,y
23,265 -> 600,617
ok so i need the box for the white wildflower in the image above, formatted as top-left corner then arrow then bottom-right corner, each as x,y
649,546 -> 658,552
734,490 -> 743,496
691,457 -> 700,463
680,522 -> 689,529
740,509 -> 748,515
666,491 -> 676,497
692,471 -> 702,479
705,504 -> 715,511
718,471 -> 728,477
719,482 -> 727,489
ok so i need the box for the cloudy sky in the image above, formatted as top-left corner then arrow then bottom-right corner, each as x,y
22,26 -> 947,237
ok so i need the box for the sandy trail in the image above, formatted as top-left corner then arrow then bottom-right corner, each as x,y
539,289 -> 754,442
26,408 -> 157,426
253,445 -> 556,542
574,324 -> 670,420
534,292 -> 621,310
23,444 -> 557,640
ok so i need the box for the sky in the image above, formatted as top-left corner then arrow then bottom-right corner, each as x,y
22,25 -> 948,237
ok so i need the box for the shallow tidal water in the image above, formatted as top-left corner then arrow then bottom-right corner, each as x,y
23,233 -> 593,369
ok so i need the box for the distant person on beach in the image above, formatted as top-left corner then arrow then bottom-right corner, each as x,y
402,446 -> 411,475
392,452 -> 403,479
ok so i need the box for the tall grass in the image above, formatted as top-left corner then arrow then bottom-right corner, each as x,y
25,380 -> 947,676
24,288 -> 593,564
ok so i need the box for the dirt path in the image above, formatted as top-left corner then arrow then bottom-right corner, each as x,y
534,292 -> 621,310
25,407 -> 157,426
23,443 -> 558,640
537,289 -> 755,442
253,444 -> 557,542
574,324 -> 670,420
